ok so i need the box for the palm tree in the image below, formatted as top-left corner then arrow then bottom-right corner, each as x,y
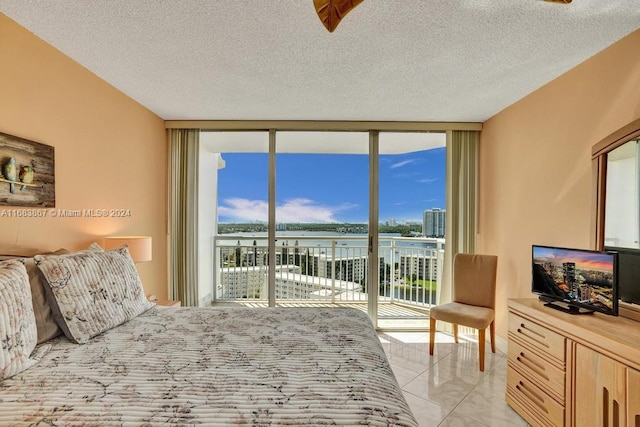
252,240 -> 258,266
235,241 -> 242,267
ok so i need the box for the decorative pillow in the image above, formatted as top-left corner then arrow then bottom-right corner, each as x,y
86,242 -> 105,252
24,246 -> 100,344
28,274 -> 61,344
27,243 -> 106,344
0,259 -> 38,379
35,246 -> 154,344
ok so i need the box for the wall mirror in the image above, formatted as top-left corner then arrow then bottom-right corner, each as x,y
605,137 -> 640,248
593,117 -> 640,320
592,118 -> 640,248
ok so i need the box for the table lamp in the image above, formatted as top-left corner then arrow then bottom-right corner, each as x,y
103,236 -> 152,263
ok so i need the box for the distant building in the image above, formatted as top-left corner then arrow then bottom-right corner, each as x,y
218,264 -> 301,299
274,272 -> 363,300
563,262 -> 577,296
315,254 -> 367,283
399,254 -> 439,281
579,285 -> 591,301
423,208 -> 445,237
218,244 -> 384,299
217,265 -> 366,301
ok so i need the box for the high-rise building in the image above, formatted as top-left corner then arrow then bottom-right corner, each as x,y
422,208 -> 446,237
399,254 -> 439,281
563,262 -> 577,296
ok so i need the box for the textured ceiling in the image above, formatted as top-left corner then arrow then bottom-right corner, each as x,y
1,0 -> 639,122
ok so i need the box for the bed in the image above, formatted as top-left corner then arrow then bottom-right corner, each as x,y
0,245 -> 418,426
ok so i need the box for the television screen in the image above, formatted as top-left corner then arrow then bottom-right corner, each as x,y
532,245 -> 618,315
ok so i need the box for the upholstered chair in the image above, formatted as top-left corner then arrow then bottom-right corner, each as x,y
429,253 -> 498,371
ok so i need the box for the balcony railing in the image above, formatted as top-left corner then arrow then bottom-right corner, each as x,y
213,235 -> 445,309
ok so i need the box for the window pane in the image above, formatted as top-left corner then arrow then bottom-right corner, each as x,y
203,131 -> 269,302
274,131 -> 369,302
377,131 -> 446,329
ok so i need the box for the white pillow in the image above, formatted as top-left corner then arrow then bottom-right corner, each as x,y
35,246 -> 154,344
0,259 -> 38,379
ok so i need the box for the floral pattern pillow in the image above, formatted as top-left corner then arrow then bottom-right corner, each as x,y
0,259 -> 38,379
35,246 -> 154,344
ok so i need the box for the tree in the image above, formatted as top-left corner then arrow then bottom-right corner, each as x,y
252,240 -> 258,266
282,241 -> 289,265
235,241 -> 242,267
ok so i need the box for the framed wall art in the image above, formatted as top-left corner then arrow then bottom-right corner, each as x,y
0,131 -> 55,207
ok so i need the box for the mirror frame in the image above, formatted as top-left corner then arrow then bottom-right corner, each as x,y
592,117 -> 640,320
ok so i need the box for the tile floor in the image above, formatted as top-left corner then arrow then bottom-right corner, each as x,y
378,331 -> 529,427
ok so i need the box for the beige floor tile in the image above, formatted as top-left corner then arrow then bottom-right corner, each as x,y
402,392 -> 449,427
379,331 -> 527,427
437,413 -> 491,427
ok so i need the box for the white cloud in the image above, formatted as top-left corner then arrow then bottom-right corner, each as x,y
417,178 -> 437,183
218,198 -> 268,222
218,198 -> 357,223
390,159 -> 416,169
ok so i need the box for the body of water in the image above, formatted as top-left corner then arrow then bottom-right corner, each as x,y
216,230 -> 440,248
215,231 -> 443,265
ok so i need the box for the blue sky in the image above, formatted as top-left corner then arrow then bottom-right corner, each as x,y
218,148 -> 445,223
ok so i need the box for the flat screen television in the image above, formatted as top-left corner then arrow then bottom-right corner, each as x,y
532,245 -> 618,315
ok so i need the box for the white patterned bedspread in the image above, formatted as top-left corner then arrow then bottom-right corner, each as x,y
0,306 -> 418,426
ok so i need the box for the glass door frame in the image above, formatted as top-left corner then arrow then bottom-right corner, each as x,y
268,129 -> 277,305
190,121 -> 481,326
368,131 -> 379,325
264,129 -> 379,313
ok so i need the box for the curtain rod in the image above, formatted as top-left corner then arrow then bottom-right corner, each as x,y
165,120 -> 482,132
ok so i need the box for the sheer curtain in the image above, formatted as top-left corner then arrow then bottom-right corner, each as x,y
439,130 -> 479,306
169,129 -> 199,306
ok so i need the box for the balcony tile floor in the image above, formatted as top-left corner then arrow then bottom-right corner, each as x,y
379,331 -> 528,427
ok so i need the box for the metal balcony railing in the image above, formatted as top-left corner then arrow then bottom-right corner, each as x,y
213,235 -> 444,309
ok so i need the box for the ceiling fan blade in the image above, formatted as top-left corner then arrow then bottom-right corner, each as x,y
313,0 -> 364,33
544,0 -> 572,3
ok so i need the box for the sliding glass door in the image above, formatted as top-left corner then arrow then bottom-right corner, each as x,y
202,131 -> 270,303
274,131 -> 370,306
204,128 -> 446,329
377,132 -> 446,328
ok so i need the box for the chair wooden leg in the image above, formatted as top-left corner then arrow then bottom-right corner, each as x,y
453,324 -> 458,344
478,328 -> 485,372
490,320 -> 496,353
429,317 -> 436,355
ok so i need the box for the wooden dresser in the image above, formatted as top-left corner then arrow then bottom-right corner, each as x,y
507,298 -> 640,427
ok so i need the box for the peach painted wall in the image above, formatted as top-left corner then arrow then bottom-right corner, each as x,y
0,14 -> 167,298
479,28 -> 640,340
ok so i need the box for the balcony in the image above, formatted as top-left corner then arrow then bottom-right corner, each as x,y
212,235 -> 444,328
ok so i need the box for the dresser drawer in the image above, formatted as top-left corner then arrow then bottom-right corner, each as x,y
508,340 -> 565,402
507,366 -> 565,427
509,313 -> 566,362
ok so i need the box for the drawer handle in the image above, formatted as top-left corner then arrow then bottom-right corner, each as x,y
603,387 -> 609,427
516,352 -> 549,381
516,381 -> 549,414
517,326 -> 550,348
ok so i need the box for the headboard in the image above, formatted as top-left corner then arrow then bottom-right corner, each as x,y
0,244 -> 49,258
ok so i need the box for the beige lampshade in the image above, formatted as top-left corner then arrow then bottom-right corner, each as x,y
103,236 -> 152,263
